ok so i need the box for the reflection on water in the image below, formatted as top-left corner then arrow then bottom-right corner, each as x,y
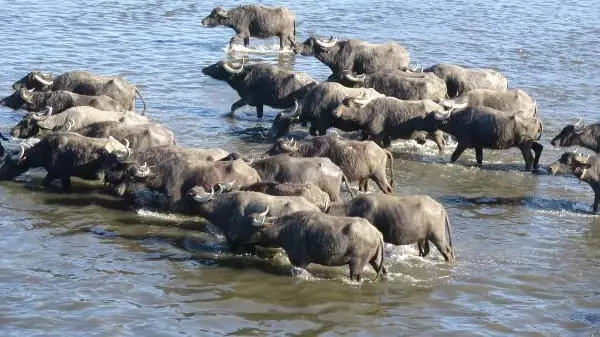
1,0 -> 600,335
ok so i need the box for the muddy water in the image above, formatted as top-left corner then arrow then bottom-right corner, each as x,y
1,0 -> 600,335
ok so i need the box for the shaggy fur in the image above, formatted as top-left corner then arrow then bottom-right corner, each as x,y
424,63 -> 508,98
0,89 -> 124,113
454,88 -> 537,117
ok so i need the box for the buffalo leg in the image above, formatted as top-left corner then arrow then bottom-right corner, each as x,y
369,260 -> 388,276
591,182 -> 600,213
60,176 -> 72,191
450,143 -> 468,163
243,37 -> 250,47
349,259 -> 368,282
431,236 -> 453,262
475,147 -> 483,166
418,239 -> 430,257
531,141 -> 543,170
431,130 -> 446,153
359,179 -> 369,192
518,142 -> 534,171
373,174 -> 393,194
256,105 -> 264,119
229,99 -> 247,115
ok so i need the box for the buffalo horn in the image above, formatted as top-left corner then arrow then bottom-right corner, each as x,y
223,61 -> 244,74
409,62 -> 422,72
252,206 -> 270,227
33,74 -> 53,86
30,111 -> 47,121
315,36 -> 337,48
574,118 -> 583,128
343,72 -> 366,83
65,118 -> 74,132
434,109 -> 452,120
12,145 -> 25,161
192,187 -> 214,203
281,99 -> 299,118
137,162 -> 151,177
216,8 -> 228,17
574,146 -> 579,153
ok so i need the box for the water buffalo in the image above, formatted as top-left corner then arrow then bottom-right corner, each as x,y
239,181 -> 330,211
424,64 -> 508,98
250,154 -> 352,201
201,5 -> 296,50
438,107 -> 544,171
548,151 -> 600,212
202,61 -> 315,118
188,188 -> 319,247
550,119 -> 600,153
255,211 -> 385,282
329,194 -> 455,261
0,132 -> 131,190
104,149 -> 260,207
0,88 -> 124,114
293,36 -> 410,79
74,121 -> 175,153
333,96 -> 460,151
10,106 -> 147,139
266,135 -> 394,194
269,82 -> 384,137
337,70 -> 447,102
453,88 -> 537,117
10,71 -> 146,113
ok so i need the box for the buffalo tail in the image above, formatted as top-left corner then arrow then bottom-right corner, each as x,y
134,87 -> 147,115
373,232 -> 385,282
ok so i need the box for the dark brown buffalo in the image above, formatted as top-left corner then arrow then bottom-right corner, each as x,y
549,151 -> 600,213
329,194 -> 455,261
266,135 -> 394,194
0,88 -> 124,113
255,210 -> 386,282
10,71 -> 147,113
201,5 -> 296,50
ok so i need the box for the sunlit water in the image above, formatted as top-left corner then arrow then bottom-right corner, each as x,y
1,0 -> 600,335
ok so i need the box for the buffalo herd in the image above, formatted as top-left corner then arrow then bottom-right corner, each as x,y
0,4 -> 595,282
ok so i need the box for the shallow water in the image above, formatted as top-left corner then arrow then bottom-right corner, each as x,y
1,0 -> 600,335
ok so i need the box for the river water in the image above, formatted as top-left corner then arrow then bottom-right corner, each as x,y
1,0 -> 600,335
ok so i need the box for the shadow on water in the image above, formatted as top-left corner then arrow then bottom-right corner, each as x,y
440,195 -> 597,215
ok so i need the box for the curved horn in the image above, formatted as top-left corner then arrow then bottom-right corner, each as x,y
281,99 -> 299,118
121,139 -> 130,149
216,8 -> 228,17
409,61 -> 422,72
258,206 -> 269,218
248,158 -> 254,165
343,72 -> 366,83
574,146 -> 579,153
449,102 -> 468,112
574,118 -> 583,128
192,187 -> 215,203
434,109 -> 452,120
252,206 -> 270,227
226,179 -> 236,189
136,162 -> 151,177
30,112 -> 47,121
316,36 -> 337,48
44,106 -> 53,116
33,74 -> 53,86
65,118 -> 74,132
12,145 -> 25,161
223,61 -> 244,74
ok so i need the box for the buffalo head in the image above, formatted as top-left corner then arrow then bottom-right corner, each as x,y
201,6 -> 229,27
550,118 -> 585,147
293,36 -> 338,56
188,186 -> 215,203
0,144 -> 30,181
265,138 -> 300,156
202,60 -> 245,81
103,136 -> 132,159
269,100 -> 301,138
548,150 -> 591,177
10,107 -> 53,138
11,71 -> 54,91
0,88 -> 38,110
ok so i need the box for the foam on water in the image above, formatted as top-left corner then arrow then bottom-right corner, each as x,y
136,208 -> 189,222
224,42 -> 294,55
